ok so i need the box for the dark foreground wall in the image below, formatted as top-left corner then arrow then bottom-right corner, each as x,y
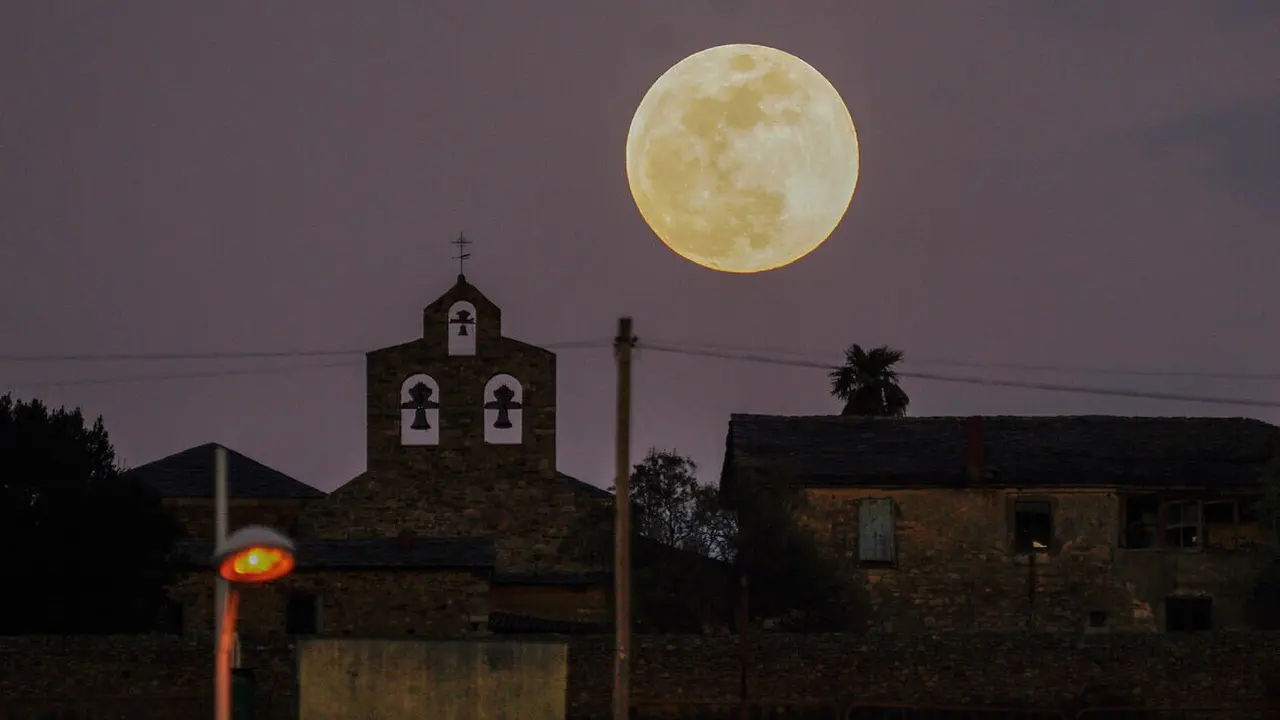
0,634 -> 297,720
568,633 -> 1280,717
1,633 -> 1278,719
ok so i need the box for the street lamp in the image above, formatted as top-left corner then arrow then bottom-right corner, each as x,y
211,525 -> 295,720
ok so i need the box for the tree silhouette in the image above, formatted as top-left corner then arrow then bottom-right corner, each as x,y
624,448 -> 735,561
828,343 -> 910,417
0,394 -> 184,633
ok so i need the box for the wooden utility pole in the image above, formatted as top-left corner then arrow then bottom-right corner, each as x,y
214,446 -> 230,720
738,573 -> 750,720
613,317 -> 635,720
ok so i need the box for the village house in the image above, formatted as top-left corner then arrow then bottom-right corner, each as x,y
127,274 -> 618,642
721,413 -> 1280,634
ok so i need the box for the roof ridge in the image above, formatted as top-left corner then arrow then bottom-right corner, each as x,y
125,443 -> 326,499
730,413 -> 1276,424
724,413 -> 1279,491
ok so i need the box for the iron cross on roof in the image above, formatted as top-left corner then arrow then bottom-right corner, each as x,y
452,232 -> 472,277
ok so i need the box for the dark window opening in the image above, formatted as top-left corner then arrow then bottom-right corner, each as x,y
286,593 -> 319,635
1013,500 -> 1052,553
1203,501 -> 1239,550
1121,496 -> 1160,549
1088,610 -> 1108,628
1165,596 -> 1212,632
1239,498 -> 1261,524
163,599 -> 185,635
1164,500 -> 1202,549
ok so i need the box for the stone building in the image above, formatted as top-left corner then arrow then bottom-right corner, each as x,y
128,274 -> 616,641
721,413 -> 1280,634
135,443 -> 326,540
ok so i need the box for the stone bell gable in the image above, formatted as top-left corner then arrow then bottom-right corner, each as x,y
297,272 -> 615,574
366,275 -> 557,481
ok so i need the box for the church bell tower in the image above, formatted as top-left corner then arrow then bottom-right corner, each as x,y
364,235 -> 558,486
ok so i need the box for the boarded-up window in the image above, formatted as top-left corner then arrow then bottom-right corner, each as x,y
858,498 -> 895,563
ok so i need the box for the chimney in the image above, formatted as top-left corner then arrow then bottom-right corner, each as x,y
966,416 -> 983,483
396,530 -> 414,552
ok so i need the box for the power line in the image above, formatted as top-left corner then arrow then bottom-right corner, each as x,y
645,338 -> 1280,382
6,337 -> 1275,383
0,339 -> 616,390
638,342 -> 1280,411
0,338 -> 612,363
2,360 -> 363,391
908,357 -> 1278,381
6,338 -> 1278,410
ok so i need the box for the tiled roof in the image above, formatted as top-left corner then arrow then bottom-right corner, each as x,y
173,536 -> 494,570
126,443 -> 327,500
723,414 -> 1280,490
558,472 -> 612,499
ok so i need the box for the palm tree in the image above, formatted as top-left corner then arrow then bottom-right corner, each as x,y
828,344 -> 910,417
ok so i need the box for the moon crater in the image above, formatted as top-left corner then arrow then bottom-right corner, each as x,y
626,45 -> 859,273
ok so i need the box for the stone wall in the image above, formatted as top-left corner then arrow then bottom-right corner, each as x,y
800,487 -> 1270,633
163,497 -> 312,539
491,584 -> 611,624
567,632 -> 1280,717
169,568 -> 490,639
2,632 -> 1278,719
361,335 -> 557,483
297,470 -> 612,574
0,635 -> 296,720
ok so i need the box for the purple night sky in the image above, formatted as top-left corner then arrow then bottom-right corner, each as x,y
3,2 -> 1277,493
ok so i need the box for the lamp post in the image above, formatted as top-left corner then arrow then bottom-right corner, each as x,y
212,525 -> 296,720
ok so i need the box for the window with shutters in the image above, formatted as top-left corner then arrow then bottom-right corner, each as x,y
858,498 -> 896,565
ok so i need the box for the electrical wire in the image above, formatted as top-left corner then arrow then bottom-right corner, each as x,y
0,338 -> 613,363
637,342 -> 1280,411
5,336 -> 1274,382
903,357 -> 1280,381
0,339 -> 615,391
3,361 -> 364,390
643,338 -> 1280,382
5,337 -> 1278,410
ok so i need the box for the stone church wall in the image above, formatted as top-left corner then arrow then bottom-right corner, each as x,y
294,275 -> 614,574
297,469 -> 610,573
163,498 -> 310,539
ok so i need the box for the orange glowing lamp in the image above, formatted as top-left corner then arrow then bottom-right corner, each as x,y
213,526 -> 296,585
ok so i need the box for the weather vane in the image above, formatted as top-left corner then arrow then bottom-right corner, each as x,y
452,232 -> 472,277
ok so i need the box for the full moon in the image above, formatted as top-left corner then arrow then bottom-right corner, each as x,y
625,44 -> 860,273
